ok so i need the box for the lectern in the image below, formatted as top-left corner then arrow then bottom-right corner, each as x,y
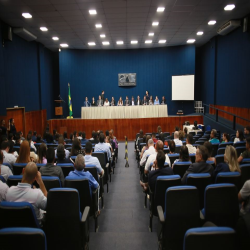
54,100 -> 63,116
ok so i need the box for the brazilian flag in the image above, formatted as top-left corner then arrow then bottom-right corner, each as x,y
68,83 -> 73,117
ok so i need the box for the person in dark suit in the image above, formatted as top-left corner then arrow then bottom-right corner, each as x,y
91,97 -> 96,106
181,145 -> 214,184
142,96 -> 148,105
136,96 -> 141,105
161,96 -> 166,104
110,97 -> 116,106
145,90 -> 150,102
124,96 -> 130,106
97,95 -> 103,107
101,91 -> 105,102
83,97 -> 91,107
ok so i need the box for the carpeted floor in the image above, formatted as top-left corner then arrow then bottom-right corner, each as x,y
89,142 -> 158,250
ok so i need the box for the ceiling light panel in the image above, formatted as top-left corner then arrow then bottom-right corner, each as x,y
131,41 -> 138,44
60,43 -> 68,47
22,13 -> 32,18
152,22 -> 159,26
208,20 -> 216,25
187,39 -> 195,43
159,40 -> 166,44
149,33 -> 154,36
88,42 -> 96,46
40,27 -> 48,31
224,4 -> 235,11
116,41 -> 124,45
157,7 -> 165,12
197,31 -> 203,35
89,9 -> 97,15
95,24 -> 102,28
145,40 -> 152,44
52,37 -> 59,40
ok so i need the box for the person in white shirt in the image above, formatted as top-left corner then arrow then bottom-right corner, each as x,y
6,162 -> 47,224
104,98 -> 110,107
1,141 -> 16,167
0,150 -> 13,181
140,139 -> 156,166
0,180 -> 8,202
131,96 -> 135,106
27,134 -> 37,152
144,140 -> 170,173
94,133 -> 111,161
174,131 -> 183,146
186,134 -> 196,154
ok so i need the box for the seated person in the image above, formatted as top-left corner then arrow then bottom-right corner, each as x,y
110,97 -> 116,106
124,96 -> 130,106
172,145 -> 190,168
174,131 -> 183,146
131,96 -> 135,106
1,141 -> 16,167
32,131 -> 37,142
89,132 -> 99,144
168,140 -> 175,154
71,138 -> 84,156
36,134 -> 44,143
209,129 -> 220,143
140,138 -> 155,166
55,136 -> 70,159
56,144 -> 72,164
244,126 -> 250,139
221,133 -> 230,143
84,141 -> 104,177
39,147 -> 65,186
103,98 -> 110,107
117,97 -> 123,106
97,95 -> 103,107
148,96 -> 154,105
181,145 -> 214,184
0,178 -> 8,202
238,138 -> 250,163
91,97 -> 96,106
234,129 -> 245,143
83,97 -> 91,107
16,140 -> 32,163
204,141 -> 215,162
94,133 -> 111,161
214,145 -> 240,179
140,135 -> 151,159
37,143 -> 47,164
186,134 -> 196,154
238,179 -> 250,215
140,150 -> 174,192
142,96 -> 148,105
161,96 -> 166,104
6,162 -> 47,224
152,133 -> 158,143
0,150 -> 13,181
27,134 -> 37,152
136,96 -> 142,105
154,96 -> 160,105
14,134 -> 21,147
81,132 -> 88,144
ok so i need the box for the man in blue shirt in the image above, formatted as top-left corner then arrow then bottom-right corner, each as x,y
94,133 -> 111,161
209,129 -> 220,143
83,97 -> 91,107
85,141 -> 104,177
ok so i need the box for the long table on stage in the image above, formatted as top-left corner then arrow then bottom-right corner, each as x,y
81,105 -> 168,119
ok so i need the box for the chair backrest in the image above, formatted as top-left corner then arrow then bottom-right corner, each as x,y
211,143 -> 220,157
0,227 -> 47,250
236,147 -> 246,157
241,158 -> 250,164
42,176 -> 61,191
168,154 -> 180,166
85,165 -> 98,182
45,188 -> 83,250
215,172 -> 241,191
215,154 -> 224,165
189,154 -> 195,163
7,175 -> 23,187
217,147 -> 226,155
172,161 -> 192,178
186,173 -> 212,209
13,163 -> 27,175
56,163 -> 74,177
195,140 -> 204,145
204,184 -> 239,228
13,146 -> 20,153
175,145 -> 181,153
153,175 -> 181,215
184,227 -> 236,250
218,142 -> 233,148
234,141 -> 246,148
239,164 -> 250,189
0,175 -> 6,182
0,201 -> 40,229
64,178 -> 92,214
2,162 -> 12,170
163,186 -> 200,250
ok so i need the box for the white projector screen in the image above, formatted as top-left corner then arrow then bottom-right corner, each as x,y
172,75 -> 195,101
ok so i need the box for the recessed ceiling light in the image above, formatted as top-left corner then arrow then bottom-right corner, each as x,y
52,37 -> 59,40
116,41 -> 124,45
95,24 -> 102,28
131,40 -> 138,44
152,22 -> 159,26
88,42 -> 96,46
102,41 -> 110,45
208,20 -> 216,25
60,43 -> 68,47
40,27 -> 48,31
187,39 -> 195,43
149,33 -> 154,36
22,13 -> 32,18
89,9 -> 97,15
159,40 -> 166,44
157,7 -> 165,12
100,34 -> 106,38
224,4 -> 235,11
145,40 -> 152,44
197,31 -> 203,35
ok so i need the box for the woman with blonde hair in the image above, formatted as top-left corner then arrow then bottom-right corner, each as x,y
16,140 -> 31,163
214,145 -> 240,178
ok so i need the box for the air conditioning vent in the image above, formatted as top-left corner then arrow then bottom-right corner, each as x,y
13,28 -> 37,41
217,20 -> 241,35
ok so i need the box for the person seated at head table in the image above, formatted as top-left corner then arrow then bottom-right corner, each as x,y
124,96 -> 130,106
142,96 -> 148,105
136,96 -> 142,105
91,97 -> 96,106
110,97 -> 116,106
161,96 -> 166,104
83,97 -> 91,107
148,96 -> 154,105
154,96 -> 160,105
117,97 -> 123,106
104,98 -> 110,107
97,95 -> 103,107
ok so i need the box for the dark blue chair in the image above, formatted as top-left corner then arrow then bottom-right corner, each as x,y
215,172 -> 241,191
236,146 -> 246,157
240,164 -> 250,189
172,161 -> 192,178
157,186 -> 200,250
215,154 -> 224,165
56,163 -> 74,177
234,141 -> 246,148
42,176 -> 61,191
168,153 -> 180,166
0,227 -> 47,250
217,147 -> 226,155
203,184 -> 239,228
211,143 -> 220,157
218,142 -> 233,148
2,162 -> 12,170
184,227 -> 236,250
13,163 -> 27,175
0,175 -> 6,183
189,153 -> 196,163
7,175 -> 23,187
241,158 -> 250,164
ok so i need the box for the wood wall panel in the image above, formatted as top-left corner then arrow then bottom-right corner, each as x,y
48,116 -> 203,141
25,110 -> 47,136
209,105 -> 250,127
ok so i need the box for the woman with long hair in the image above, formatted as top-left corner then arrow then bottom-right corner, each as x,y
172,145 -> 190,167
221,133 -> 230,143
37,143 -> 47,164
117,97 -> 123,106
71,138 -> 84,156
214,145 -> 240,178
16,140 -> 31,163
234,129 -> 244,143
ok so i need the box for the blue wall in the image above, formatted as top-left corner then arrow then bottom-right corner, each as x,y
0,20 -> 59,118
59,46 -> 196,118
197,27 -> 250,108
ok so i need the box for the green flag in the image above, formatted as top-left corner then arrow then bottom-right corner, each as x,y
68,83 -> 73,117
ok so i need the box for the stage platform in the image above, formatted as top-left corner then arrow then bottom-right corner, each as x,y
48,114 -> 203,141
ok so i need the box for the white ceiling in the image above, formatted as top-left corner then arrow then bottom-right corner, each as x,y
0,0 -> 250,51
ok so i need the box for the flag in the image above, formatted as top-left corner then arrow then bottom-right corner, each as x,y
68,83 -> 73,117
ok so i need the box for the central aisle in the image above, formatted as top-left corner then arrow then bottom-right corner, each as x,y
89,142 -> 158,249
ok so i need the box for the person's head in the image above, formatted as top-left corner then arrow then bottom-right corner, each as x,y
150,95 -> 153,100
15,134 -> 21,144
210,129 -> 217,139
157,126 -> 162,134
224,145 -> 240,172
144,96 -> 146,100
85,141 -> 93,154
155,140 -> 163,152
57,144 -> 66,161
17,140 -> 30,163
174,131 -> 179,139
139,129 -> 143,138
162,96 -> 165,100
8,133 -> 13,141
148,139 -> 154,147
132,96 -> 134,100
105,98 -> 108,102
71,138 -> 81,155
102,90 -> 104,94
186,134 -> 193,144
27,133 -> 32,142
112,97 -> 114,101
146,135 -> 152,146
179,145 -> 190,161
146,90 -> 149,95
22,162 -> 38,184
119,97 -> 122,101
99,95 -> 101,100
78,131 -> 82,137
1,141 -> 9,152
99,133 -> 105,143
57,136 -> 64,145
156,150 -> 165,169
36,134 -> 42,142
196,145 -> 209,162
75,154 -> 85,171
168,140 -> 175,153
246,137 -> 250,150
222,133 -> 230,142
244,126 -> 250,135
92,97 -> 95,101
236,130 -> 244,141
126,96 -> 128,100
10,118 -> 14,125
70,133 -> 74,140
38,143 -> 47,163
93,132 -> 97,139
85,97 -> 88,101
33,131 -> 37,136
152,133 -> 156,139
53,129 -> 57,136
82,132 -> 86,139
105,130 -> 109,136
137,96 -> 140,100
175,126 -> 179,131
46,147 -> 55,164
155,96 -> 158,100
203,141 -> 213,158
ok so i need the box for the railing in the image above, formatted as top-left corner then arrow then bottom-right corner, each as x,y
203,104 -> 250,130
